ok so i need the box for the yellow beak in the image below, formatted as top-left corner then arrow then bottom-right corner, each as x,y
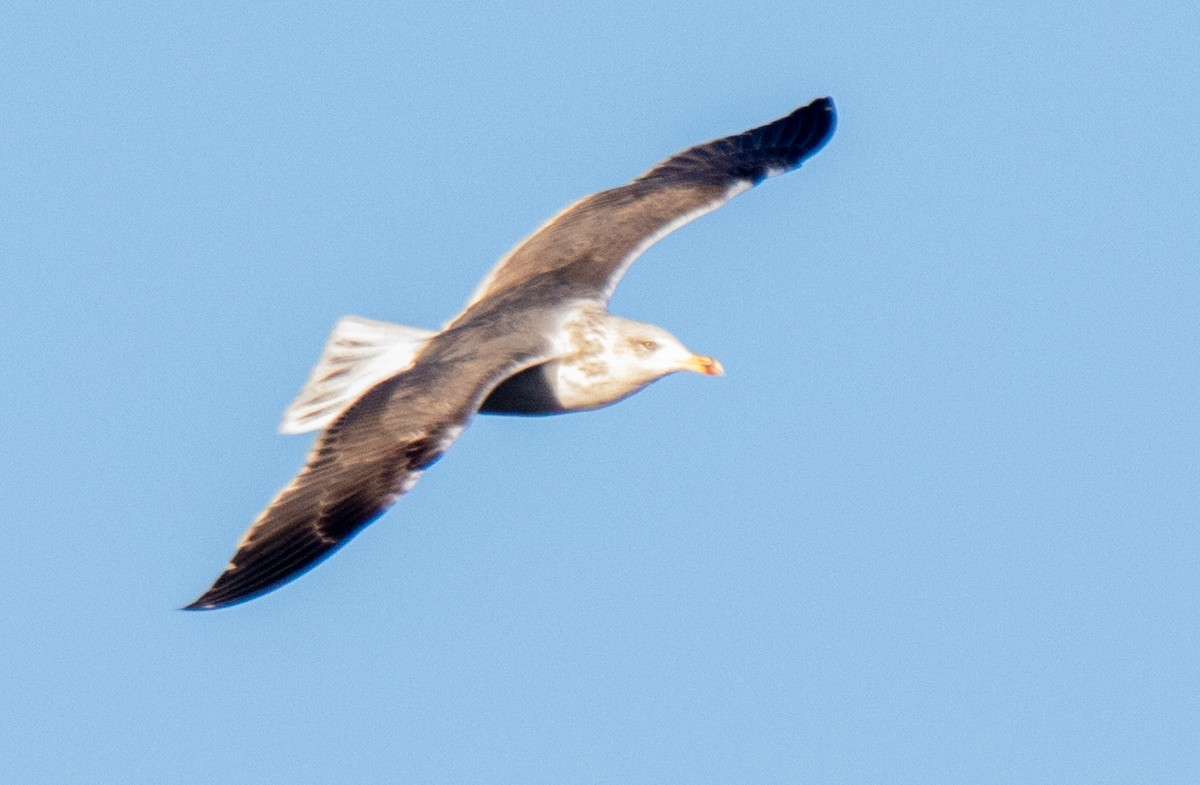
683,354 -> 724,377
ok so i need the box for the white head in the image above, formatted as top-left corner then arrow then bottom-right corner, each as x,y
554,315 -> 723,411
604,318 -> 723,382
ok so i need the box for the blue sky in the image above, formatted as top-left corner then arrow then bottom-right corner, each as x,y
2,2 -> 1197,783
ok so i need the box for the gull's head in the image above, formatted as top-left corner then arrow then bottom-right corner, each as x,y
553,314 -> 723,412
607,319 -> 723,384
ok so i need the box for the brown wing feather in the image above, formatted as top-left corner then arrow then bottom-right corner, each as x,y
184,379 -> 456,609
468,97 -> 836,305
186,305 -> 555,610
187,99 -> 836,609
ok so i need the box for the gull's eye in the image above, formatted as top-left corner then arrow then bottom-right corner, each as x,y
628,337 -> 660,356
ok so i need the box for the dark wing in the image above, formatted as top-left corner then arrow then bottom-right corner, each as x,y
186,308 -> 553,610
465,97 -> 836,306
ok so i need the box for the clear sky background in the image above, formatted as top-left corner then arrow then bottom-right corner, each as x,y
2,2 -> 1197,783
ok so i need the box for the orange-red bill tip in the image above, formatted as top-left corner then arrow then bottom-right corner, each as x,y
687,354 -> 724,377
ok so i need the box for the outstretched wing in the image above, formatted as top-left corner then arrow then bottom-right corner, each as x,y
465,97 -> 836,307
186,308 -> 553,610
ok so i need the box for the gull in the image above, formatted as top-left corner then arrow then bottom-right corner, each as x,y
187,97 -> 836,609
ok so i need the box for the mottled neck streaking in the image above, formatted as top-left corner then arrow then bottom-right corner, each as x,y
552,311 -> 722,412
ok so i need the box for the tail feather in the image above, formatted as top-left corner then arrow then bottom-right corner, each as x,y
279,316 -> 435,434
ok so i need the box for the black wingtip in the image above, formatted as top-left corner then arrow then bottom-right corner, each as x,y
817,96 -> 837,138
180,571 -> 239,610
180,593 -> 226,611
791,96 -> 838,163
180,582 -> 282,611
734,95 -> 837,184
181,565 -> 294,611
180,590 -> 239,612
181,520 -> 376,611
180,573 -> 294,611
819,95 -> 837,127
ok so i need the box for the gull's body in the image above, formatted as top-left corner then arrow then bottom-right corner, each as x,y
188,97 -> 836,609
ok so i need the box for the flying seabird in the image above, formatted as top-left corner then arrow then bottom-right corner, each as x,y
187,97 -> 836,609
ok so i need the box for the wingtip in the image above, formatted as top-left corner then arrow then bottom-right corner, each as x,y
797,96 -> 834,122
180,592 -> 260,611
180,592 -> 225,611
797,96 -> 837,159
822,96 -> 837,142
820,96 -> 836,123
809,95 -> 837,126
180,579 -> 279,611
181,578 -> 262,611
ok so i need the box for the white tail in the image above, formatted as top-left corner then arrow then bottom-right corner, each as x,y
279,316 -> 436,434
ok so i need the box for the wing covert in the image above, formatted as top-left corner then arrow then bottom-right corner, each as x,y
465,97 -> 835,306
184,377 -> 461,609
186,309 -> 557,610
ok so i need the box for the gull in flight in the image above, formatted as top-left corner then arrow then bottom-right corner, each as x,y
187,97 -> 836,609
